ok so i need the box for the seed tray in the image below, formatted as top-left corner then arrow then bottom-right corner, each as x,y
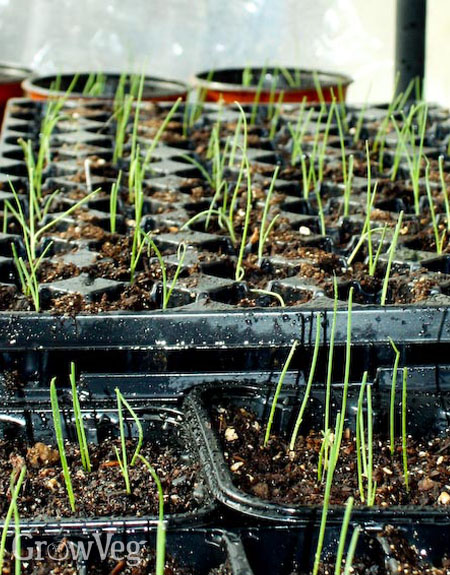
0,529 -> 253,575
184,366 -> 450,524
238,523 -> 450,574
0,98 -> 447,350
0,397 -> 216,529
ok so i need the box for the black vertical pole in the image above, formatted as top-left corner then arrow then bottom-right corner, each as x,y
395,0 -> 427,97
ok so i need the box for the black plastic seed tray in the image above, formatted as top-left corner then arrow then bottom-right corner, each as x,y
0,529 -> 253,575
184,366 -> 450,524
0,397 -> 216,529
238,523 -> 450,574
0,98 -> 448,351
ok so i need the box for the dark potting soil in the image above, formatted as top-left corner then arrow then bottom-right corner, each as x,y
214,406 -> 450,508
1,544 -> 232,575
1,541 -> 79,575
89,550 -> 232,575
292,526 -> 450,574
379,525 -> 450,574
0,440 -> 205,519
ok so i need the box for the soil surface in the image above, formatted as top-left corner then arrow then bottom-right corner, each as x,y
90,551 -> 232,575
214,405 -> 450,508
0,439 -> 206,519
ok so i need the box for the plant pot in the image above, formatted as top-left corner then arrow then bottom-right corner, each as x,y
193,68 -> 352,103
185,367 -> 450,523
22,72 -> 188,102
0,64 -> 31,123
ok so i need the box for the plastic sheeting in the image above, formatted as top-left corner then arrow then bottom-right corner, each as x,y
0,0 -> 447,105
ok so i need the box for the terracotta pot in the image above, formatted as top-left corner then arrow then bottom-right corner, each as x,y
22,72 -> 188,102
193,67 -> 352,104
0,64 -> 31,121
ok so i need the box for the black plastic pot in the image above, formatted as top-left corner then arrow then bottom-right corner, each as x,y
0,398 -> 216,529
184,369 -> 450,523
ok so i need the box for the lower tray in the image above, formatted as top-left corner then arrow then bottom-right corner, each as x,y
2,528 -> 253,575
0,399 -> 216,529
185,371 -> 450,523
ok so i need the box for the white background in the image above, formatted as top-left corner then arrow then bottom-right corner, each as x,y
0,0 -> 448,105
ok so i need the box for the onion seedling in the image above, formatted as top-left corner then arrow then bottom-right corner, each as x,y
402,367 -> 409,491
389,338 -> 401,456
317,100 -> 336,183
0,466 -> 26,575
83,72 -> 106,97
355,373 -> 376,505
12,489 -> 21,575
113,93 -> 134,164
110,171 -> 122,234
300,106 -> 326,199
129,151 -> 145,283
250,64 -> 267,126
249,288 -> 285,307
343,154 -> 354,218
332,93 -> 348,186
32,74 -> 79,200
314,182 -> 327,237
352,87 -> 370,145
313,412 -> 344,575
344,525 -> 361,575
141,98 -> 182,173
114,388 -> 144,495
366,383 -> 376,506
425,160 -> 446,254
6,172 -> 99,311
346,143 -> 387,274
355,372 -> 368,502
334,497 -> 355,575
70,362 -> 91,472
312,70 -> 325,111
137,455 -> 166,575
264,340 -> 299,447
235,154 -> 253,282
374,75 -> 415,170
438,155 -> 450,233
317,276 -> 339,482
258,166 -> 280,263
268,90 -> 285,140
380,210 -> 404,306
289,314 -> 322,451
336,81 -> 349,133
184,68 -> 215,136
147,238 -> 187,310
50,378 -> 75,512
289,98 -> 312,166
391,104 -> 428,216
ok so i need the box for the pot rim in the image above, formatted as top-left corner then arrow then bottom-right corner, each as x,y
193,66 -> 353,94
22,71 -> 188,99
0,62 -> 32,84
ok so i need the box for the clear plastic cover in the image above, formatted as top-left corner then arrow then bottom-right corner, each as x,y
0,0 -> 447,105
